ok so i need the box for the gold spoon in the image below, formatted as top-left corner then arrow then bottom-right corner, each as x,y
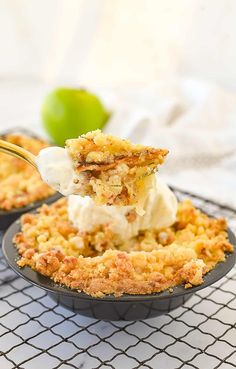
0,139 -> 37,168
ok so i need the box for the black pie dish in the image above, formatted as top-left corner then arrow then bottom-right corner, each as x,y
0,193 -> 61,231
2,219 -> 236,321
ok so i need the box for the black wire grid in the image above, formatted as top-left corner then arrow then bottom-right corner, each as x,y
0,189 -> 236,369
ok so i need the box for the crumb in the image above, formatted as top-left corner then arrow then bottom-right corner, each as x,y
125,210 -> 137,223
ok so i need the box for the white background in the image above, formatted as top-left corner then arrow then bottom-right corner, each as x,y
0,0 -> 236,89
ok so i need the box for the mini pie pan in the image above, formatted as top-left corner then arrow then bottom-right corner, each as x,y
0,193 -> 61,231
3,220 -> 236,321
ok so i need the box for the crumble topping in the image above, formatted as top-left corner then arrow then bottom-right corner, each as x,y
0,134 -> 55,211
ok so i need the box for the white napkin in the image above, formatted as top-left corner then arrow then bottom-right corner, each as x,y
103,79 -> 236,209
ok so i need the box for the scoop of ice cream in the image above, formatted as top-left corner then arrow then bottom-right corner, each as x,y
68,176 -> 177,242
36,146 -> 77,196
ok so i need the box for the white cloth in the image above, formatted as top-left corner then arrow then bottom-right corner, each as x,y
103,79 -> 236,209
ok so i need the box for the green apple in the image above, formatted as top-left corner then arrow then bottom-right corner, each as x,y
41,88 -> 109,146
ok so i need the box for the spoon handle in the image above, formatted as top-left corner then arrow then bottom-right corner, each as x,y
0,139 -> 37,168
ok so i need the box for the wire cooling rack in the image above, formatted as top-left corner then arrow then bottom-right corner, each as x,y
0,188 -> 236,369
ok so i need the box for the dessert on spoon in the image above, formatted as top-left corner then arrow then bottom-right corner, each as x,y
0,130 -> 168,214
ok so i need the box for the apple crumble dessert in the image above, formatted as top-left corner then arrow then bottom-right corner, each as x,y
37,130 -> 168,211
0,134 -> 55,211
14,197 -> 233,297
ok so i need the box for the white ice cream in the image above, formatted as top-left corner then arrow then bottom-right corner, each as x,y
36,146 -> 77,196
68,177 -> 177,241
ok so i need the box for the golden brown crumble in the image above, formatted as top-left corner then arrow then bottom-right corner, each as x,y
66,130 -> 168,206
14,198 -> 233,297
0,134 -> 55,210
